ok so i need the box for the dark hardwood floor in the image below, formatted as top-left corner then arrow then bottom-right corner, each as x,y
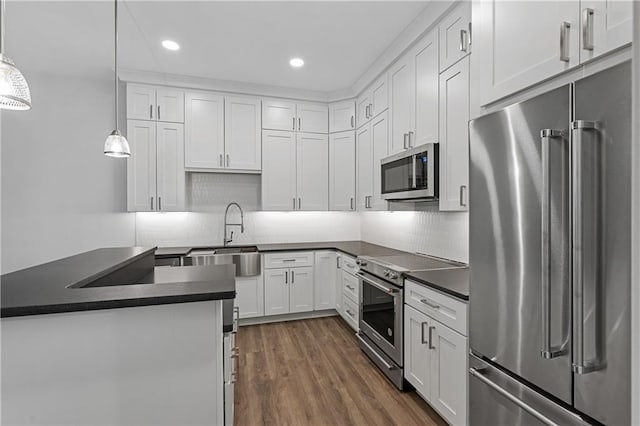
235,316 -> 448,426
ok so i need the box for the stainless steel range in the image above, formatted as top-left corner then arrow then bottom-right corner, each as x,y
355,254 -> 463,389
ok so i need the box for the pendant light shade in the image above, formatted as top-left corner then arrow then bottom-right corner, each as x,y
0,0 -> 31,110
104,0 -> 130,158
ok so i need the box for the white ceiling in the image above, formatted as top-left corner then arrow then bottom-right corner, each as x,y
6,1 -> 430,93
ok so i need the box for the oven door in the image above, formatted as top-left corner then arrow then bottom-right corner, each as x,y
358,271 -> 403,366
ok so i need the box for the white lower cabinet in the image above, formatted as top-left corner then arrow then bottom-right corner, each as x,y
314,251 -> 337,310
404,301 -> 468,425
289,266 -> 314,313
235,276 -> 264,319
264,266 -> 314,315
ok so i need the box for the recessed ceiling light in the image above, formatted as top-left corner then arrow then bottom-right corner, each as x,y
162,40 -> 180,51
289,58 -> 304,68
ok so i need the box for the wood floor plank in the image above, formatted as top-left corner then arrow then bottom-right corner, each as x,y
235,316 -> 448,426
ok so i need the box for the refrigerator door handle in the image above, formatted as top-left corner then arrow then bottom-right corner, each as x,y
571,119 -> 604,375
540,129 -> 568,360
470,367 -> 560,426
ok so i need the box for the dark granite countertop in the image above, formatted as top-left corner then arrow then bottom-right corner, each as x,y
1,247 -> 236,318
404,268 -> 470,301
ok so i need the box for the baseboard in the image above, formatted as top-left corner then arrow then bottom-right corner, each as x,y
239,309 -> 339,326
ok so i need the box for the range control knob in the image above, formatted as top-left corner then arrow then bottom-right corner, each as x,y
357,259 -> 367,267
388,271 -> 399,280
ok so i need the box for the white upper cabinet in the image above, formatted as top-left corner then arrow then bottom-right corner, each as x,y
329,100 -> 356,133
296,133 -> 329,211
439,1 -> 471,72
156,122 -> 185,212
314,252 -> 337,311
127,120 -> 185,212
389,55 -> 413,155
126,84 -> 184,122
476,0 -> 579,105
224,96 -> 262,171
369,112 -> 389,211
439,56 -> 469,212
356,124 -> 372,211
262,130 -> 297,211
579,1 -> 632,62
389,28 -> 439,155
262,100 -> 297,131
356,73 -> 388,128
297,103 -> 329,134
329,131 -> 356,211
184,92 -> 224,170
156,89 -> 185,123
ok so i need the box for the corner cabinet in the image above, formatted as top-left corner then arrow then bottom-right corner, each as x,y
329,100 -> 356,133
356,73 -> 388,128
127,120 -> 185,212
439,56 -> 469,212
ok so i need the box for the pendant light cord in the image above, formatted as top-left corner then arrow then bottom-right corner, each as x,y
114,0 -> 119,130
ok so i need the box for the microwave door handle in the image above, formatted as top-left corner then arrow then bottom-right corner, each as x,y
412,154 -> 417,188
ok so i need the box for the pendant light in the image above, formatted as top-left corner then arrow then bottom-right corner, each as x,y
103,0 -> 130,158
0,0 -> 31,110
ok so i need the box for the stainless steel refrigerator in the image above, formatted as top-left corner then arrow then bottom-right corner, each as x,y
468,61 -> 631,425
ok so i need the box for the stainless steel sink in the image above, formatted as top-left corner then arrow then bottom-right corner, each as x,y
183,246 -> 260,277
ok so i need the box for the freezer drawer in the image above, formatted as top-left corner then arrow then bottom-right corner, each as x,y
469,354 -> 589,426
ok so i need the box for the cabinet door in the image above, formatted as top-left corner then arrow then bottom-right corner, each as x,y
126,84 -> 155,121
439,57 -> 469,212
184,92 -> 224,170
264,269 -> 289,316
370,73 -> 389,118
156,122 -> 185,212
431,322 -> 468,426
355,124 -> 372,211
236,276 -> 264,319
335,254 -> 343,311
413,29 -> 439,146
580,1 -> 632,62
296,133 -> 329,211
478,0 -> 579,105
262,130 -> 297,211
356,91 -> 371,128
156,88 -> 184,123
289,267 -> 314,313
314,252 -> 336,311
126,120 -> 157,211
389,56 -> 413,155
370,112 -> 389,211
329,100 -> 356,133
262,100 -> 296,131
225,96 -> 262,171
439,1 -> 471,72
329,131 -> 356,211
404,305 -> 433,400
297,102 -> 329,134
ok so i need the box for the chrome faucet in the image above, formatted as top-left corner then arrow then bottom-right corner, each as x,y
223,202 -> 244,246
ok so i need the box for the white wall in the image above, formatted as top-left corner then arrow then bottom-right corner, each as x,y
1,71 -> 135,273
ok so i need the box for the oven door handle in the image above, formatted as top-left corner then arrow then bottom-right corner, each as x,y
357,272 -> 398,294
356,333 -> 395,370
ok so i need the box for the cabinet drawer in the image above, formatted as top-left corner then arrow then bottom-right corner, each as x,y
342,271 -> 360,304
405,280 -> 468,336
264,251 -> 314,269
342,297 -> 359,331
340,253 -> 358,276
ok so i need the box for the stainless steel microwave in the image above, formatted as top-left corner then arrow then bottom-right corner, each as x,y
380,143 -> 439,201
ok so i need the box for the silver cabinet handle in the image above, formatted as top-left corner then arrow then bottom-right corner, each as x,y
350,197 -> 354,210
428,326 -> 436,349
291,270 -> 295,284
350,115 -> 355,128
460,185 -> 467,207
459,29 -> 469,52
298,198 -> 301,210
285,271 -> 288,284
403,133 -> 409,149
226,154 -> 230,167
368,103 -> 373,117
219,154 -> 223,167
157,105 -> 161,121
539,129 -> 568,360
292,197 -> 296,210
282,259 -> 297,262
336,256 -> 341,269
365,104 -> 370,119
345,262 -> 355,268
149,104 -> 153,119
150,196 -> 154,210
346,309 -> 355,318
582,8 -> 594,51
232,306 -> 240,334
420,298 -> 440,309
571,120 -> 603,375
408,131 -> 414,148
298,117 -> 301,131
421,322 -> 428,344
346,285 -> 355,291
292,117 -> 296,131
468,22 -> 472,45
470,367 -> 559,425
560,21 -> 571,62
158,197 -> 162,211
355,333 -> 395,370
